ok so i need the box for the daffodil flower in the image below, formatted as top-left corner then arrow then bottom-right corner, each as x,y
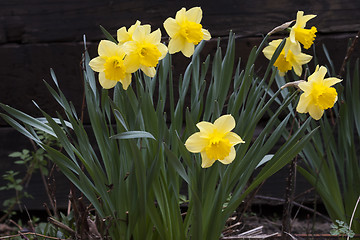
296,65 -> 342,120
89,40 -> 133,89
117,20 -> 151,45
263,38 -> 312,76
163,7 -> 211,57
290,11 -> 317,49
185,114 -> 244,168
122,26 -> 168,77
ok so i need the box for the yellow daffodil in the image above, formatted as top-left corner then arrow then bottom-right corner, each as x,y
117,20 -> 151,45
263,38 -> 312,76
290,11 -> 317,49
89,40 -> 132,89
296,65 -> 342,120
163,7 -> 211,57
185,114 -> 244,168
122,26 -> 168,77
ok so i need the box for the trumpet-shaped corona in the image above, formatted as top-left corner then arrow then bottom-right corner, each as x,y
296,66 -> 342,120
164,7 -> 211,57
185,115 -> 244,168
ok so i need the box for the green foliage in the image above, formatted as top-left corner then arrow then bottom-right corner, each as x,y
297,59 -> 360,233
1,32 -> 316,239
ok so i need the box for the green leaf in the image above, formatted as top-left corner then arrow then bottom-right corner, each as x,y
100,25 -> 118,43
0,104 -> 55,137
110,130 -> 156,140
256,154 -> 274,169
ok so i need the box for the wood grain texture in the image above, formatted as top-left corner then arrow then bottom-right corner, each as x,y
0,0 -> 359,43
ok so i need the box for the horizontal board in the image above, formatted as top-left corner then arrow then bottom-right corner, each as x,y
0,0 -> 359,43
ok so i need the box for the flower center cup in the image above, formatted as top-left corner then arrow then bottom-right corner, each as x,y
205,136 -> 231,160
104,56 -> 126,81
138,43 -> 162,67
312,83 -> 337,110
274,50 -> 293,73
180,21 -> 204,44
294,26 -> 317,49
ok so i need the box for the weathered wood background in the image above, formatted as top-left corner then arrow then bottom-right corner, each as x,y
0,0 -> 359,210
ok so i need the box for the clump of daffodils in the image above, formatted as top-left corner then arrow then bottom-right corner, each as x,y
88,8 -> 340,171
185,115 -> 244,168
89,7 -> 211,89
263,10 -> 317,77
262,11 -> 342,120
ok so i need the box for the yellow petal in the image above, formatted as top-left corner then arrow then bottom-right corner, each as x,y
292,62 -> 302,76
196,121 -> 215,133
262,45 -> 275,60
202,29 -> 211,40
185,132 -> 208,153
201,151 -> 216,168
181,41 -> 195,57
295,11 -> 317,28
309,65 -> 327,83
296,52 -> 313,64
123,52 -> 140,73
324,77 -> 342,87
213,114 -> 235,133
218,146 -> 236,165
296,93 -> 311,113
157,43 -> 169,60
185,7 -> 202,24
117,27 -> 128,43
148,28 -> 161,44
175,8 -> 186,22
98,40 -> 119,57
132,27 -> 146,42
142,25 -> 152,35
128,20 -> 141,34
99,72 -> 117,89
121,73 -> 132,90
291,52 -> 312,77
298,81 -> 312,94
164,18 -> 180,37
168,36 -> 185,54
284,37 -> 301,56
89,56 -> 105,72
262,39 -> 281,60
140,66 -> 156,77
308,104 -> 324,120
225,132 -> 244,145
289,28 -> 296,43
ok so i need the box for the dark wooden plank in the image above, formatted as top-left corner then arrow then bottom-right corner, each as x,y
0,0 -> 359,43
